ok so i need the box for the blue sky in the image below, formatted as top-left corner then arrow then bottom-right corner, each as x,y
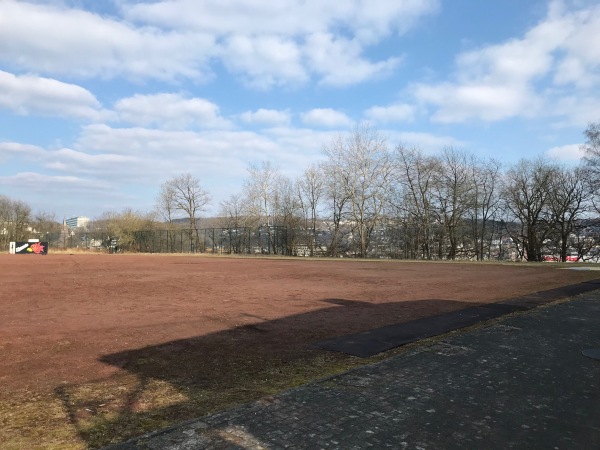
0,0 -> 599,219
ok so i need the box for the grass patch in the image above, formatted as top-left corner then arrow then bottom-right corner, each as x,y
1,350 -> 371,449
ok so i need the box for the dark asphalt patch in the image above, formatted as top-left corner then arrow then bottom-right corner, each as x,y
315,278 -> 600,357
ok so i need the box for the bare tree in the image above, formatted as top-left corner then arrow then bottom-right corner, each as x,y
242,161 -> 283,253
0,195 -> 12,249
325,124 -> 392,257
468,157 -> 502,260
547,166 -> 591,262
95,208 -> 156,251
158,173 -> 210,251
243,161 -> 279,226
219,194 -> 257,230
296,164 -> 325,256
320,149 -> 352,257
154,179 -> 179,252
502,158 -> 557,262
570,220 -> 600,262
0,195 -> 32,248
581,121 -> 600,212
13,200 -> 31,241
392,146 -> 437,259
33,211 -> 62,241
219,194 -> 257,254
431,148 -> 475,260
155,180 -> 177,225
271,175 -> 303,254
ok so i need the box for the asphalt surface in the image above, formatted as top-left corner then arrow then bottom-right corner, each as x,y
107,287 -> 600,450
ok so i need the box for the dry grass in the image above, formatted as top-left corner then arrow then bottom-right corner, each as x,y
1,351 -> 370,449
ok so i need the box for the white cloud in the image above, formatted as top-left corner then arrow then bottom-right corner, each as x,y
365,104 -> 414,123
75,124 -> 276,161
220,35 -> 308,88
125,0 -> 437,86
0,70 -> 103,120
0,141 -> 46,159
413,1 -> 600,124
72,123 -> 334,197
301,108 -> 353,128
0,0 -> 215,81
546,143 -> 585,162
121,0 -> 439,41
0,171 -> 121,216
262,126 -> 337,158
552,95 -> 600,126
551,3 -> 600,88
72,124 -> 328,190
415,82 -> 538,123
0,172 -> 111,192
113,93 -> 231,130
304,32 -> 401,87
239,109 -> 291,126
0,0 -> 437,87
0,140 -> 141,180
46,148 -> 139,174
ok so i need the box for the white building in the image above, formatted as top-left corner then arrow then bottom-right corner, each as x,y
66,216 -> 90,229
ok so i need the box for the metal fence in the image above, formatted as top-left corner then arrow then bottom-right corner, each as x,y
37,226 -> 290,255
132,226 -> 289,255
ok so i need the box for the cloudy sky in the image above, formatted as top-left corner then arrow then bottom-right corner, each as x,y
1,0 -> 599,219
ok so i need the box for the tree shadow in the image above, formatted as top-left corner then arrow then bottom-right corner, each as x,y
55,297 -> 477,448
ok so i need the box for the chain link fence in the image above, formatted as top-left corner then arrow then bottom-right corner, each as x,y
132,226 -> 289,255
40,226 -> 290,255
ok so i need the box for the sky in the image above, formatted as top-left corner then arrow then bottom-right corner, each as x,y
0,0 -> 599,219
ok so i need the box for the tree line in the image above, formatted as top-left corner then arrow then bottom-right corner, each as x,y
211,123 -> 598,261
2,122 -> 599,261
0,196 -> 61,249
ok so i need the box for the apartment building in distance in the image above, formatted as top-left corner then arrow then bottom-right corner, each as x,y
65,216 -> 90,229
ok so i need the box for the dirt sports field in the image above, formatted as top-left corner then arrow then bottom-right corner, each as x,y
1,254 -> 598,448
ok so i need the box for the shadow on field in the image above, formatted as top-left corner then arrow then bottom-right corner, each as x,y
56,297 -> 476,449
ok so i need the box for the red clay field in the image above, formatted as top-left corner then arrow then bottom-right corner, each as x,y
1,254 -> 598,448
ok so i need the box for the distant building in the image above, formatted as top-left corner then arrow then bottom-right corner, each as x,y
66,216 -> 90,229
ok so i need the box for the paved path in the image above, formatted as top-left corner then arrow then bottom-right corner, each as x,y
108,291 -> 600,450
